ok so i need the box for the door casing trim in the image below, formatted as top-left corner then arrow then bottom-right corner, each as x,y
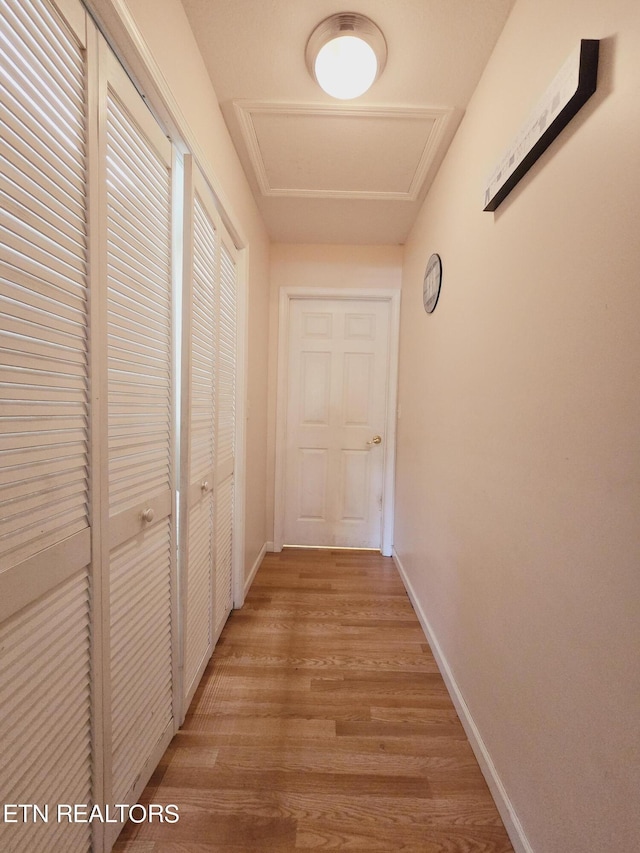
274,287 -> 401,556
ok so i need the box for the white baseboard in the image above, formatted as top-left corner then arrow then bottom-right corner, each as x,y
392,549 -> 534,853
244,541 -> 267,598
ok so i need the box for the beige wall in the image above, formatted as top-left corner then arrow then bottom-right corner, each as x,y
121,0 -> 271,581
395,1 -> 640,851
266,244 -> 403,540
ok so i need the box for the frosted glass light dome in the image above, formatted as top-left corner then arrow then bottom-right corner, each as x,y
306,14 -> 387,101
314,35 -> 378,100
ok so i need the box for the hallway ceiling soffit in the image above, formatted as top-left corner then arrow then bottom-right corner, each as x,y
180,0 -> 516,245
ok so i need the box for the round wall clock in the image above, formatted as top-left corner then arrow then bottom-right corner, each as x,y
423,253 -> 442,313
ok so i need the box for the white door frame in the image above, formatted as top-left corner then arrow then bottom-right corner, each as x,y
274,287 -> 400,557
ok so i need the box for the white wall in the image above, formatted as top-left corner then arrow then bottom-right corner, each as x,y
267,244 -> 403,540
117,0 -> 271,582
395,1 -> 640,851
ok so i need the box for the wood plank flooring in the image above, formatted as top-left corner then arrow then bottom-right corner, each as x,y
113,548 -> 515,852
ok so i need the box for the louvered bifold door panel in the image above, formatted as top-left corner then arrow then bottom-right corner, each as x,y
0,570 -> 92,853
106,92 -> 172,520
214,237 -> 237,639
103,49 -> 175,809
0,0 -> 90,579
181,168 -> 217,710
0,2 -> 94,852
214,472 -> 233,639
184,488 -> 214,699
189,193 -> 217,486
109,519 -> 172,804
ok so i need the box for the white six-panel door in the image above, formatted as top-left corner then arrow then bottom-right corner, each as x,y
283,297 -> 391,549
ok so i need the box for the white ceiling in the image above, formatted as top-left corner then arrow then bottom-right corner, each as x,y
180,0 -> 515,245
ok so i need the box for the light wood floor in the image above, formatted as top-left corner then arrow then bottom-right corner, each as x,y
114,548 -> 515,852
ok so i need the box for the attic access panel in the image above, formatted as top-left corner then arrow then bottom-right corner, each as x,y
234,102 -> 454,201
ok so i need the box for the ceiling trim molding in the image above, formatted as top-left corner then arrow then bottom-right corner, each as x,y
233,101 -> 455,201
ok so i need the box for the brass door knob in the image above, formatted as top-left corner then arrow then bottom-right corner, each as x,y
367,435 -> 382,446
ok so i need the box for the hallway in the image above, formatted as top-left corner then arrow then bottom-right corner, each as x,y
114,549 -> 514,852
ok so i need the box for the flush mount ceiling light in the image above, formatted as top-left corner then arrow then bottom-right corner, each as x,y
305,13 -> 387,100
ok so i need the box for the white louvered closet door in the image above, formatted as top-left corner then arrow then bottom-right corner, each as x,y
101,46 -> 176,814
0,1 -> 93,852
214,233 -> 238,640
180,160 -> 216,713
